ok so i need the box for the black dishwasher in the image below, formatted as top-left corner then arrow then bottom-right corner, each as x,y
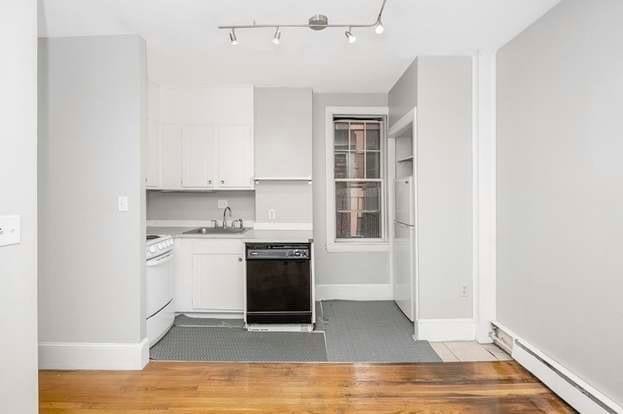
246,243 -> 312,324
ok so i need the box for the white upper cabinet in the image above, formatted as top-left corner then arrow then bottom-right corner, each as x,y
145,82 -> 161,188
145,120 -> 161,187
218,125 -> 253,188
182,126 -> 216,188
146,85 -> 254,190
160,125 -> 183,188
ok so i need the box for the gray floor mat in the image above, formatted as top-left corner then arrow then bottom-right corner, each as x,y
318,300 -> 441,363
151,326 -> 327,362
174,314 -> 244,328
151,301 -> 440,363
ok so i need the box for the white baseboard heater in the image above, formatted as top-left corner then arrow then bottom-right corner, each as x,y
491,322 -> 622,414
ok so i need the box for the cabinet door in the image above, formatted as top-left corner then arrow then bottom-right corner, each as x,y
145,120 -> 161,188
192,254 -> 244,311
160,125 -> 182,189
217,125 -> 253,189
181,126 -> 217,188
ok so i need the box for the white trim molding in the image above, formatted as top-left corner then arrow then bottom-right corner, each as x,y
493,322 -> 622,414
473,51 -> 498,343
417,319 -> 476,342
316,283 -> 393,301
39,338 -> 149,370
324,106 -> 390,253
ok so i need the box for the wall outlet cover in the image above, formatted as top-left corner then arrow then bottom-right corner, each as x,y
0,215 -> 21,247
268,209 -> 277,221
218,200 -> 229,209
461,285 -> 469,298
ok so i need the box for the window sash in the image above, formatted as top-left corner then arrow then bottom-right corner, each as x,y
333,119 -> 385,241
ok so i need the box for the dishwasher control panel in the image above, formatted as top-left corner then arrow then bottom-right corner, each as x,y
246,243 -> 311,260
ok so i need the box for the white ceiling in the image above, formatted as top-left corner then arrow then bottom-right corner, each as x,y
39,0 -> 560,93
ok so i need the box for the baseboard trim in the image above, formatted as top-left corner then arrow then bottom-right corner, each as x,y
493,322 -> 622,414
315,284 -> 393,301
417,319 -> 476,341
39,338 -> 149,370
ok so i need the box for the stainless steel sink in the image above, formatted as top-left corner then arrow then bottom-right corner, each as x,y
183,227 -> 247,235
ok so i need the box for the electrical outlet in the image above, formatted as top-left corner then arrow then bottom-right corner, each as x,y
461,285 -> 468,298
0,215 -> 20,247
218,199 -> 229,209
268,209 -> 277,221
118,196 -> 129,212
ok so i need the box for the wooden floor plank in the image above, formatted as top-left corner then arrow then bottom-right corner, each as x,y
39,361 -> 576,413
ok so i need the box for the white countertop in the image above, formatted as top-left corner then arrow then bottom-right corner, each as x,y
147,226 -> 313,244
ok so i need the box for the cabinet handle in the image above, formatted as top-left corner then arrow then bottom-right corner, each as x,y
221,180 -> 225,184
238,257 -> 243,262
208,180 -> 212,184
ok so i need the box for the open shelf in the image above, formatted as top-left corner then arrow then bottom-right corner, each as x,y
254,177 -> 312,184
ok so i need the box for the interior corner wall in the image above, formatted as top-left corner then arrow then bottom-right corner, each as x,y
388,57 -> 474,320
312,93 -> 391,288
0,1 -> 39,412
388,58 -> 418,126
38,36 -> 146,350
497,0 -> 623,406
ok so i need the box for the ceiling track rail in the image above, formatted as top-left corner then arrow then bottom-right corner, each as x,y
218,0 -> 387,44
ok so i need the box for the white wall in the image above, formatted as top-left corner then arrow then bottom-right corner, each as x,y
147,191 -> 255,222
38,35 -> 147,367
254,88 -> 312,178
497,0 -> 623,406
417,57 -> 473,319
312,93 -> 391,289
0,1 -> 39,412
254,87 -> 313,227
388,60 -> 418,127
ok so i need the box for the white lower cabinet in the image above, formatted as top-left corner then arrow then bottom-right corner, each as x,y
174,238 -> 245,313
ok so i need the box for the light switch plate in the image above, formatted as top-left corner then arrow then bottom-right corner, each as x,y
118,196 -> 129,212
218,199 -> 229,209
0,215 -> 21,247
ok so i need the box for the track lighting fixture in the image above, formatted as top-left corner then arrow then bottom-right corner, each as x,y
345,27 -> 357,44
218,0 -> 387,45
272,27 -> 281,45
229,29 -> 238,46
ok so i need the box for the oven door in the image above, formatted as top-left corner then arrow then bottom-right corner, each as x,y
145,251 -> 174,319
246,258 -> 311,324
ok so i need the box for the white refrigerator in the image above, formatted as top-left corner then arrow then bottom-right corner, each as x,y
393,176 -> 416,321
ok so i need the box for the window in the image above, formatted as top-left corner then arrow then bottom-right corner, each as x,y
325,106 -> 389,252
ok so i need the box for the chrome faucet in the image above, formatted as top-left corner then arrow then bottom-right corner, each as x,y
222,206 -> 232,228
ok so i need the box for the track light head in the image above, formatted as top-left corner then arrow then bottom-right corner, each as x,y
375,19 -> 384,34
345,27 -> 356,44
273,27 -> 281,45
229,29 -> 239,45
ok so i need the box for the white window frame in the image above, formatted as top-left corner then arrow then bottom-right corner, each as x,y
325,106 -> 390,253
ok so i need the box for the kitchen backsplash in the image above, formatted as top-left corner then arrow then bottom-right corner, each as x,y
147,190 -> 255,221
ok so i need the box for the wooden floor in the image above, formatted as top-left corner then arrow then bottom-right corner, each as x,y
40,361 -> 575,413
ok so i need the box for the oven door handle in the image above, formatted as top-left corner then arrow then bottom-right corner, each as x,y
147,251 -> 174,266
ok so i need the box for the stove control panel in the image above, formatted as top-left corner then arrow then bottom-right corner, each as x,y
146,235 -> 174,260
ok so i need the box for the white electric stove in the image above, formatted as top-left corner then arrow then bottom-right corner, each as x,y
145,234 -> 175,347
